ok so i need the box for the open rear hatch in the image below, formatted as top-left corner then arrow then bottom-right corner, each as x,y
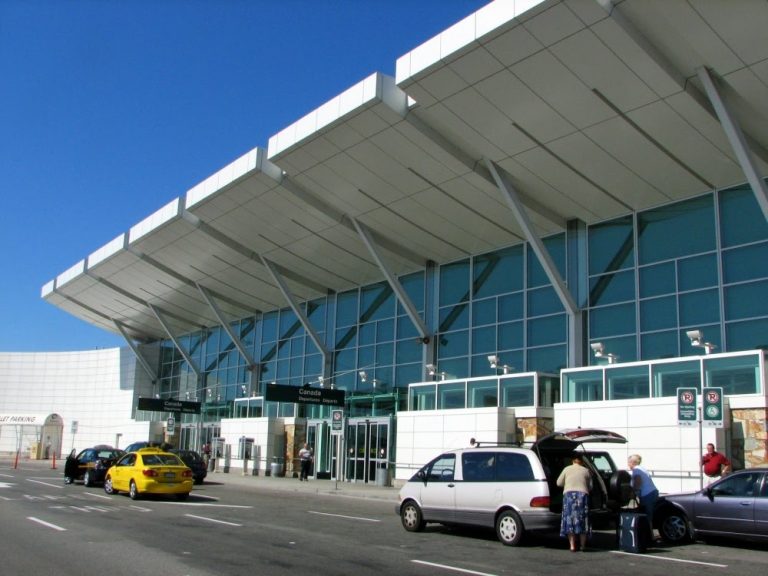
532,428 -> 627,451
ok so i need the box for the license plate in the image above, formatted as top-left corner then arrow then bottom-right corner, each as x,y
165,472 -> 176,479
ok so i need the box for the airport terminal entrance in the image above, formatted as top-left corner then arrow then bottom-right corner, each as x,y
345,417 -> 391,483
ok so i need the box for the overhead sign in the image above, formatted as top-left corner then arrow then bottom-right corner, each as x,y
677,387 -> 697,426
331,409 -> 344,434
265,383 -> 345,406
702,387 -> 724,428
167,416 -> 175,435
137,397 -> 201,414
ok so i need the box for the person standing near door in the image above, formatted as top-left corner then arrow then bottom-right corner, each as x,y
299,443 -> 313,481
701,443 -> 731,483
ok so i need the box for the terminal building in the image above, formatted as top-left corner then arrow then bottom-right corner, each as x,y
2,0 -> 767,492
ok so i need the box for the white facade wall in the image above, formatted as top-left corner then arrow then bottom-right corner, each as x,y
219,417 -> 285,475
0,348 -> 153,457
555,397 -> 731,494
395,407 -> 517,481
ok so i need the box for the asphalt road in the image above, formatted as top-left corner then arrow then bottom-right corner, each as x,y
1,463 -> 767,576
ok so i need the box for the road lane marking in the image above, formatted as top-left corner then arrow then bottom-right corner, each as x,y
83,491 -> 112,500
27,479 -> 63,489
308,510 -> 380,522
412,560 -> 498,576
610,551 -> 727,567
0,481 -> 15,488
0,473 -> 14,478
129,505 -> 152,512
185,513 -> 242,527
27,517 -> 66,531
157,502 -> 251,508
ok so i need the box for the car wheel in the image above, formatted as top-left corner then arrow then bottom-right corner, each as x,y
129,480 -> 140,500
660,510 -> 690,544
83,470 -> 93,487
104,476 -> 115,495
496,509 -> 524,546
400,501 -> 425,532
176,492 -> 190,501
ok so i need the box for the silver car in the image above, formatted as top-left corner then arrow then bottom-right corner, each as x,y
396,429 -> 631,546
657,468 -> 768,544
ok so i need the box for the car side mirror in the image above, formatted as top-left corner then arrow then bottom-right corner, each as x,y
417,470 -> 427,485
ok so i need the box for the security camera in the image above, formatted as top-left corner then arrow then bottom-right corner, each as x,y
487,355 -> 499,368
686,330 -> 703,345
590,342 -> 604,356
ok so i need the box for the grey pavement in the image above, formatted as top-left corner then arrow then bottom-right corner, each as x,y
2,456 -> 402,502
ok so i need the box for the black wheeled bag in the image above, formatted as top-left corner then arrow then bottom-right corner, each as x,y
618,510 -> 649,553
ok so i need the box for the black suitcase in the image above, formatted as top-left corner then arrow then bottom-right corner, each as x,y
618,511 -> 649,553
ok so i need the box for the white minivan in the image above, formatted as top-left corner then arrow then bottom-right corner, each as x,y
396,429 -> 631,546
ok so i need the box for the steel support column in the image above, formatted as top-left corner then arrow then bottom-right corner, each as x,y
697,66 -> 768,221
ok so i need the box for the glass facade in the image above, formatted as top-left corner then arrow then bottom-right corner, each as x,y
155,183 -> 768,421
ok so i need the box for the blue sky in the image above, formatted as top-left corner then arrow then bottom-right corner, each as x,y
0,0 -> 488,352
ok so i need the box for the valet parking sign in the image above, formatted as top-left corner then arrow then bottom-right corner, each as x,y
702,387 -> 724,428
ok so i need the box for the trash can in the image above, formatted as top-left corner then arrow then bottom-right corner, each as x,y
375,465 -> 389,487
270,457 -> 283,477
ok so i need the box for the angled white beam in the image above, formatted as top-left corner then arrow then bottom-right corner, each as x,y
114,320 -> 158,383
260,257 -> 329,358
350,217 -> 430,342
484,158 -> 578,316
196,283 -> 257,369
148,304 -> 200,376
697,67 -> 768,221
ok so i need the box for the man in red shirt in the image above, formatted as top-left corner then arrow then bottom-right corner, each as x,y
701,443 -> 731,482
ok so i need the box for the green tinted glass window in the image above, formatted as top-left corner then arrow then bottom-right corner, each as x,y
498,321 -> 524,350
678,253 -> 717,292
499,292 -> 524,321
528,234 -> 565,288
639,262 -> 676,298
473,298 -> 496,326
589,269 -> 635,307
336,291 -> 358,327
528,314 -> 566,346
606,365 -> 649,400
638,195 -> 715,265
528,286 -> 563,316
468,379 -> 499,408
589,303 -> 636,338
474,245 -> 524,298
651,360 -> 700,397
679,289 -> 720,326
500,375 -> 535,407
640,296 -> 677,332
438,329 -> 469,358
722,243 -> 768,284
472,326 -> 496,353
726,318 -> 768,350
719,184 -> 768,248
562,370 -> 603,402
588,215 -> 634,275
439,303 -> 469,331
528,344 -> 567,374
725,280 -> 768,320
440,260 -> 470,306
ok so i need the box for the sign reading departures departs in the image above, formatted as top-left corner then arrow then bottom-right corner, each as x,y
137,397 -> 201,414
265,383 -> 345,407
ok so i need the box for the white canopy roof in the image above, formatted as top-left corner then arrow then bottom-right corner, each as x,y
43,0 -> 768,342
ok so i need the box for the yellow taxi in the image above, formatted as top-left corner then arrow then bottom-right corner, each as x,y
104,447 -> 193,500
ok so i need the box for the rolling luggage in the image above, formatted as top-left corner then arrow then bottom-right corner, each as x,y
618,511 -> 649,553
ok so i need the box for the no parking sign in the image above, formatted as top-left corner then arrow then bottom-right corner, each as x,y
702,387 -> 724,428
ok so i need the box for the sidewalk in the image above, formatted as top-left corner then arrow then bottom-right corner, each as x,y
206,466 -> 401,502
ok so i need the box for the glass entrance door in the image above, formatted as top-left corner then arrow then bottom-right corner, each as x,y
345,418 -> 390,483
307,420 -> 332,479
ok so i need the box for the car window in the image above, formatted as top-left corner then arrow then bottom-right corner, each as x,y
585,453 -> 615,475
117,454 -> 136,467
142,454 -> 183,466
426,454 -> 455,482
759,474 -> 768,498
712,472 -> 762,497
462,452 -> 495,482
496,452 -> 534,481
79,450 -> 95,463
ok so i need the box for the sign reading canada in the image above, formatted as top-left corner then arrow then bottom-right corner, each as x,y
137,397 -> 201,414
265,383 -> 345,407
